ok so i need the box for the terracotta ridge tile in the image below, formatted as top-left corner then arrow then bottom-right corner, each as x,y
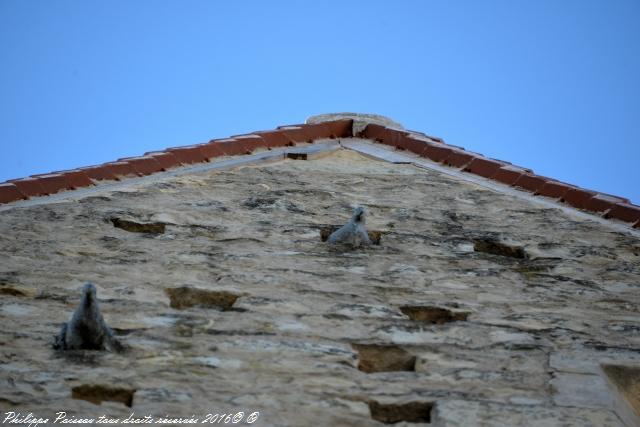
322,118 -> 353,138
534,181 -> 576,200
28,173 -> 72,195
464,157 -> 508,178
604,203 -> 640,224
144,151 -> 183,170
442,149 -> 476,168
52,169 -> 94,189
209,138 -> 254,156
585,193 -> 629,215
0,183 -> 26,203
491,165 -> 530,185
165,145 -> 209,164
102,161 -> 139,178
8,177 -> 48,197
560,188 -> 597,210
118,156 -> 165,176
252,130 -> 294,148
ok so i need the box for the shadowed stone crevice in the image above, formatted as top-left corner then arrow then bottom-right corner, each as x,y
165,286 -> 240,310
111,327 -> 147,336
473,238 -> 527,259
110,217 -> 166,234
71,384 -> 136,407
368,400 -> 434,424
286,153 -> 308,160
400,305 -> 469,324
514,257 -> 563,277
0,271 -> 21,284
323,313 -> 352,320
0,286 -> 31,297
601,364 -> 640,422
205,329 -> 276,336
352,344 -> 416,373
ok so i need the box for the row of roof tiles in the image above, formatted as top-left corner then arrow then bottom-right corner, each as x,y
361,124 -> 640,228
0,119 -> 638,228
0,120 -> 351,204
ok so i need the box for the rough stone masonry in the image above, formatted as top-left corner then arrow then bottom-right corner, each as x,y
0,148 -> 639,426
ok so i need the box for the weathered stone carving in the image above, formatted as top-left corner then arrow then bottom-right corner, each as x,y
327,207 -> 372,247
54,283 -> 122,352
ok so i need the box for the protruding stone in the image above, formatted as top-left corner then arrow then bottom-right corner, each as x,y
327,207 -> 372,248
165,286 -> 239,310
400,305 -> 469,324
111,217 -> 166,234
307,113 -> 404,136
473,238 -> 526,259
71,384 -> 136,407
54,283 -> 123,352
368,400 -> 434,424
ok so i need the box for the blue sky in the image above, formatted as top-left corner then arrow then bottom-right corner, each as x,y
1,1 -> 639,202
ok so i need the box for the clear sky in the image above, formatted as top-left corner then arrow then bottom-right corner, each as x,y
1,1 -> 639,202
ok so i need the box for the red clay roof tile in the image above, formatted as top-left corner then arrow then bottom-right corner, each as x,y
560,188 -> 597,210
512,174 -> 549,193
604,203 -> 640,223
56,170 -> 94,189
585,194 -> 626,214
278,126 -> 312,143
396,136 -> 430,155
464,158 -> 508,178
8,177 -> 48,197
298,122 -> 332,140
0,183 -> 26,203
420,142 -> 454,162
233,134 -> 265,150
362,123 -> 406,147
535,181 -> 574,200
492,165 -> 528,185
144,152 -> 182,170
118,157 -> 164,176
197,142 -> 227,160
443,150 -> 476,168
323,119 -> 353,138
212,138 -> 254,156
29,173 -> 71,195
103,161 -> 139,178
166,146 -> 208,164
252,130 -> 293,148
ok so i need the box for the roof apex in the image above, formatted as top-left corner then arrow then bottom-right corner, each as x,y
307,112 -> 404,135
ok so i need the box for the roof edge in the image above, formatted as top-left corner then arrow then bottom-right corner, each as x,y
0,117 -> 638,229
358,123 -> 639,228
307,112 -> 405,135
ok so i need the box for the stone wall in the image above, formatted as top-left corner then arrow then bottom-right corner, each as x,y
1,148 -> 639,426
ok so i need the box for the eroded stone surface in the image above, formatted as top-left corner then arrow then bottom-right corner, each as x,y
0,149 -> 639,426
